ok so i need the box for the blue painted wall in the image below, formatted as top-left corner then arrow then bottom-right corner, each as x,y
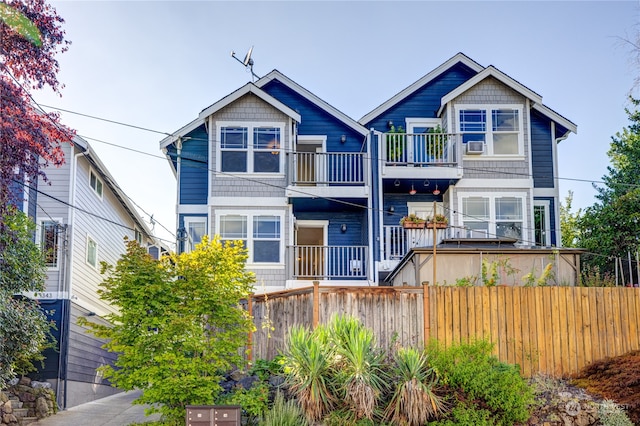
362,63 -> 478,130
530,110 -> 554,188
261,80 -> 367,153
179,125 -> 209,205
33,299 -> 68,381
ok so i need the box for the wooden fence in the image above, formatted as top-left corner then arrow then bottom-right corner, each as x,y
246,284 -> 640,378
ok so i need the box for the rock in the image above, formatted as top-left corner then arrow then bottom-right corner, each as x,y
31,381 -> 51,389
8,378 -> 19,386
3,399 -> 13,414
35,397 -> 49,418
0,392 -> 8,404
229,369 -> 246,381
18,377 -> 31,387
565,400 -> 581,416
238,376 -> 259,390
2,413 -> 17,424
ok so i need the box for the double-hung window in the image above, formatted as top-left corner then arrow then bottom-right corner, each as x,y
90,169 -> 103,198
459,106 -> 522,156
460,195 -> 525,241
219,124 -> 282,174
219,213 -> 282,265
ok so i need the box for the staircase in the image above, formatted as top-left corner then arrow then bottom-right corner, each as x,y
8,396 -> 39,426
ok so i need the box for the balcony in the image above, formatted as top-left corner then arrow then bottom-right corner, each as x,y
286,152 -> 368,198
382,225 -> 450,262
289,245 -> 369,280
382,132 -> 463,180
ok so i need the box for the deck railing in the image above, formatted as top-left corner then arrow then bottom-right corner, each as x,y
383,225 -> 450,261
293,152 -> 366,185
290,245 -> 368,279
385,132 -> 459,166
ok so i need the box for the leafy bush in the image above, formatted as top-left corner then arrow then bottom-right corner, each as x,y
216,381 -> 270,422
427,340 -> 534,426
259,392 -> 308,426
429,401 -> 495,426
599,400 -> 634,426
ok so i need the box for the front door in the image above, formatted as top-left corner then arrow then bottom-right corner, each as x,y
295,221 -> 327,279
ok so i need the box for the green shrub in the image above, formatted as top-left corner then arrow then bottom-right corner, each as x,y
599,400 -> 634,426
216,381 -> 270,422
429,401 -> 495,426
249,355 -> 286,380
259,392 -> 308,426
427,340 -> 534,426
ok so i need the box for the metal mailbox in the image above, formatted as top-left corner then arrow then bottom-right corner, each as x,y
186,405 -> 241,426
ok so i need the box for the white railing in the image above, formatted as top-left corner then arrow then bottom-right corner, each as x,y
385,132 -> 459,166
291,245 -> 368,279
382,225 -> 449,261
293,152 -> 366,185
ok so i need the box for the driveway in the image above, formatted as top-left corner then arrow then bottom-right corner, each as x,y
32,390 -> 161,426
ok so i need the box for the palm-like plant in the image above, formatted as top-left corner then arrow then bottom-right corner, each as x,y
259,392 -> 309,426
385,347 -> 446,425
283,325 -> 335,422
329,315 -> 388,421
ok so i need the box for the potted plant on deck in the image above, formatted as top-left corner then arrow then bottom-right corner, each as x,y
427,213 -> 448,229
386,125 -> 405,163
400,213 -> 426,229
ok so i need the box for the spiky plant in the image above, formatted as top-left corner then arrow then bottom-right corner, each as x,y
385,347 -> 446,425
259,392 -> 309,426
329,315 -> 388,421
283,325 -> 335,422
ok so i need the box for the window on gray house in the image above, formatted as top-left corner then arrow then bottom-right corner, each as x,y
40,220 -> 59,267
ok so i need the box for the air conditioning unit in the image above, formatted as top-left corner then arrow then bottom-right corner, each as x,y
466,141 -> 485,154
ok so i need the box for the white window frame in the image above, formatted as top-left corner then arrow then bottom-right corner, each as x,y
407,202 -> 443,220
216,122 -> 285,177
183,216 -> 207,253
456,105 -> 524,158
533,200 -> 551,247
89,168 -> 104,199
37,218 -> 62,270
457,192 -> 528,242
216,210 -> 285,268
86,235 -> 98,269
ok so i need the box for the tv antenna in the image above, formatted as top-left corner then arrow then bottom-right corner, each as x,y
231,46 -> 259,82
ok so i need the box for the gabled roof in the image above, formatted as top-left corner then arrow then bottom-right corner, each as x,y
159,83 -> 301,149
358,52 -> 484,125
256,70 -> 369,136
73,135 -> 154,241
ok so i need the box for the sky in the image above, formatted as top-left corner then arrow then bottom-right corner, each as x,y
32,1 -> 640,248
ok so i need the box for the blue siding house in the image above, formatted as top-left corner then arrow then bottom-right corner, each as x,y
162,53 -> 576,290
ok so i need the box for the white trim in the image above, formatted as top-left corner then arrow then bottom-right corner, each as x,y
183,216 -> 207,253
199,83 -> 301,123
216,121 -> 286,175
360,53 -> 484,125
177,204 -> 208,214
285,186 -> 369,199
89,168 -> 104,200
456,104 -> 525,157
85,234 -> 98,269
407,202 -> 442,218
159,117 -> 205,149
215,209 -> 286,267
405,118 -> 441,132
533,199 -> 552,247
456,191 -> 529,242
453,179 -> 532,188
532,188 -> 557,198
209,197 -> 288,207
439,66 -> 542,115
257,71 -> 368,136
36,217 -> 63,271
533,103 -> 577,134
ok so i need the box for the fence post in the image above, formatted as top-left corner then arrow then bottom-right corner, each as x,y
313,281 -> 320,329
247,294 -> 253,362
423,281 -> 430,345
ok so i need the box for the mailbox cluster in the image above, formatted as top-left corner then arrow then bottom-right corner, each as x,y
186,405 -> 241,426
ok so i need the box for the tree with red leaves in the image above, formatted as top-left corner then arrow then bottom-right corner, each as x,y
0,0 -> 74,217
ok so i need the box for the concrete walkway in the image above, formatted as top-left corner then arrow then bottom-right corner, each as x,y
32,390 -> 161,426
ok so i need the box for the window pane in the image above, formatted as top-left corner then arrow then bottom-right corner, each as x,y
254,151 -> 280,173
254,241 -> 280,262
87,238 -> 97,267
253,216 -> 280,238
221,127 -> 247,149
462,197 -> 489,220
187,221 -> 206,250
493,134 -> 519,155
492,109 -> 519,131
496,222 -> 522,239
221,151 -> 247,172
464,222 -> 489,238
462,133 -> 486,144
220,216 -> 247,239
41,221 -> 58,267
253,128 -> 280,150
459,110 -> 486,132
495,198 -> 522,220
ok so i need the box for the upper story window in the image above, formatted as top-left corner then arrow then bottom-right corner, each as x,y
458,106 -> 523,156
90,169 -> 103,198
86,235 -> 98,268
134,229 -> 143,245
183,216 -> 207,253
219,124 -> 283,174
460,194 -> 524,242
218,212 -> 283,265
39,219 -> 60,268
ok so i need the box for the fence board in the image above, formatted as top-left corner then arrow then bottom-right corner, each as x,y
246,286 -> 640,377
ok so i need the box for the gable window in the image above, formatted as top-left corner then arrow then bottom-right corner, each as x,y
183,217 -> 207,253
86,236 -> 98,268
134,229 -> 143,245
39,220 -> 60,268
219,124 -> 283,174
90,170 -> 103,197
458,106 -> 522,156
219,212 -> 282,265
460,194 -> 524,241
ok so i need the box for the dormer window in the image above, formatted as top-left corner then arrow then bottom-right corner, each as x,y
458,106 -> 523,157
219,123 -> 283,174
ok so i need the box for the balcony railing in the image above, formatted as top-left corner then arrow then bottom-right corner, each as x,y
290,245 -> 368,279
385,132 -> 459,166
293,152 -> 366,185
383,225 -> 449,261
